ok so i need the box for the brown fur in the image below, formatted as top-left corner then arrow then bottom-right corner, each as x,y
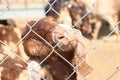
0,25 -> 29,80
0,20 -> 16,26
45,0 -> 72,26
45,0 -> 92,36
22,17 -> 92,80
68,0 -> 92,35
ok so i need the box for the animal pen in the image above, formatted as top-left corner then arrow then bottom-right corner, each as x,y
0,0 -> 120,80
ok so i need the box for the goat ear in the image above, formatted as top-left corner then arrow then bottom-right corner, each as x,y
75,43 -> 93,76
74,30 -> 93,76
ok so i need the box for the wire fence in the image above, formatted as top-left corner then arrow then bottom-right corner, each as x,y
0,0 -> 120,80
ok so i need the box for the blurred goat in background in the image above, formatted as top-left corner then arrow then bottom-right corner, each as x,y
45,0 -> 93,39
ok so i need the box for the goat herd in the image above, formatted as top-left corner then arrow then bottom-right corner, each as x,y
0,0 -> 120,80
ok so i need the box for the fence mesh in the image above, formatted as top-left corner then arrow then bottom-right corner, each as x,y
0,0 -> 120,80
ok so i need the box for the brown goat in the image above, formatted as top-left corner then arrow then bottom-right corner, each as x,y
68,0 -> 92,35
0,25 -> 29,80
45,0 -> 92,38
22,17 -> 92,80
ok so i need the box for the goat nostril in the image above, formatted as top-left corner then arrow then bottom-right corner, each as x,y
40,78 -> 44,80
58,36 -> 65,39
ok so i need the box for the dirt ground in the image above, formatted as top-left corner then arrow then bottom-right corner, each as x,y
79,34 -> 120,80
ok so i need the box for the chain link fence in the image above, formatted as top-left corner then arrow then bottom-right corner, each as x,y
0,0 -> 120,80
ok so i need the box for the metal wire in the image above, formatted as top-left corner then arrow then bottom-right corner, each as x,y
0,0 -> 120,80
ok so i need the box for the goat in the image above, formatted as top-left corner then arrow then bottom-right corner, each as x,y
22,17 -> 92,80
0,25 -> 29,80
